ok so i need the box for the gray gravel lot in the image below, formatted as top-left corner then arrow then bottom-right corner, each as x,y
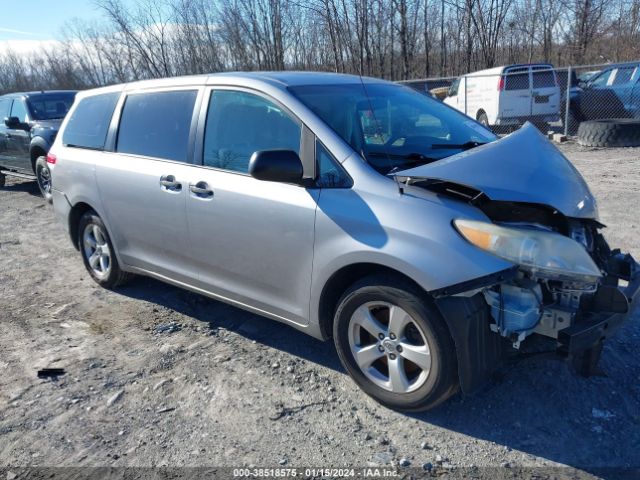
0,141 -> 638,479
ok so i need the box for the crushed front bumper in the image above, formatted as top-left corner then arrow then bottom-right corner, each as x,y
557,255 -> 640,375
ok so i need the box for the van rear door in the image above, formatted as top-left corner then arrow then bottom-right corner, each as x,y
531,65 -> 559,118
499,66 -> 531,120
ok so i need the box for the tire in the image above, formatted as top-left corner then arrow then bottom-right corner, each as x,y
35,156 -> 53,204
477,111 -> 489,128
333,275 -> 458,411
577,119 -> 640,147
78,211 -> 132,289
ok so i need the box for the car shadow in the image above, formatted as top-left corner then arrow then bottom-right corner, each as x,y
2,177 -> 41,198
117,276 -> 639,475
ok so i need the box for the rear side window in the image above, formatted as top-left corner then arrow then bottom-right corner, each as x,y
532,70 -> 556,88
613,67 -> 634,85
63,93 -> 120,150
117,90 -> 197,162
504,69 -> 530,90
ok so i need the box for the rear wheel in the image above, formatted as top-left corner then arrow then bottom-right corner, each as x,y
333,275 -> 458,411
78,211 -> 131,288
35,156 -> 52,203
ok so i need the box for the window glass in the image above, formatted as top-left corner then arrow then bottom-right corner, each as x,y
203,90 -> 301,173
63,92 -> 120,150
532,70 -> 556,88
27,92 -> 76,120
290,82 -> 496,175
316,141 -> 351,188
613,67 -> 634,85
448,78 -> 460,97
0,98 -> 11,118
589,70 -> 612,88
117,90 -> 196,162
10,100 -> 28,122
504,69 -> 530,90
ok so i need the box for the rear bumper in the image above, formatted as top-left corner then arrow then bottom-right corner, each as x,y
51,188 -> 71,235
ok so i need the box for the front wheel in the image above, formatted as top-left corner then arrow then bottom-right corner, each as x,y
35,156 -> 52,203
78,211 -> 131,289
333,276 -> 458,411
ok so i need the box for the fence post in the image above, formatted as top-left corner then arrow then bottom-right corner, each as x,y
564,66 -> 572,137
464,77 -> 468,116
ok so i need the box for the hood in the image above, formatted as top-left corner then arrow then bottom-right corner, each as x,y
394,123 -> 598,219
30,118 -> 63,130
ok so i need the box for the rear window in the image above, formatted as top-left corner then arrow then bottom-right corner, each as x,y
532,70 -> 556,88
63,93 -> 120,150
117,90 -> 197,162
504,69 -> 530,90
27,92 -> 76,120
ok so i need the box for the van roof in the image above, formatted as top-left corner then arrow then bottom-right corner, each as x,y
78,71 -> 392,98
465,63 -> 554,77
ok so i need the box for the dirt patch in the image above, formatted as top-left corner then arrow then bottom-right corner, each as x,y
0,142 -> 638,477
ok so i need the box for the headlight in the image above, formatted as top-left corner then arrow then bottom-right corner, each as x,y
454,219 -> 602,282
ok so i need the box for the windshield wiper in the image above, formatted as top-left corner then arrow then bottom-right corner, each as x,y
430,141 -> 488,150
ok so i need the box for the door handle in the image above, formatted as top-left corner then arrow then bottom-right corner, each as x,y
189,181 -> 214,198
160,174 -> 181,191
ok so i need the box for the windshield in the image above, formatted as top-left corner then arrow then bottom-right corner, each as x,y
27,92 -> 77,120
289,82 -> 497,174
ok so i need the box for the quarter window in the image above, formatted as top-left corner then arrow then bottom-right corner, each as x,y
203,90 -> 301,173
316,141 -> 351,188
63,92 -> 120,150
117,90 -> 197,162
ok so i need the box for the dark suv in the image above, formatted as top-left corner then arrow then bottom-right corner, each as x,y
0,90 -> 77,201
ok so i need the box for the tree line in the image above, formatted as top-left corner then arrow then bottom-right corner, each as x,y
1,0 -> 639,94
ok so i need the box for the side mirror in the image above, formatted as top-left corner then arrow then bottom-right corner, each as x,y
4,116 -> 21,128
249,150 -> 304,184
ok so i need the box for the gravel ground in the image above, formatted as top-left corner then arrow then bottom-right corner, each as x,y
0,141 -> 638,479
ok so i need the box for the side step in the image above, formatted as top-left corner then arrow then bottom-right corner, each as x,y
1,170 -> 36,180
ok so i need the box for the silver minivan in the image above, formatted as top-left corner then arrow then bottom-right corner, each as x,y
49,72 -> 638,411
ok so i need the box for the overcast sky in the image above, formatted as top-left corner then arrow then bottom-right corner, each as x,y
0,0 -> 134,54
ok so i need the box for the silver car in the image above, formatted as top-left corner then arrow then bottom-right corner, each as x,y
49,72 -> 639,411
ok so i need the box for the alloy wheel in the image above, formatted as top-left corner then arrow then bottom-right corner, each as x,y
348,301 -> 432,394
82,223 -> 112,280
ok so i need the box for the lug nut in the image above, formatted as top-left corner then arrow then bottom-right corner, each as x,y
396,345 -> 403,353
389,353 -> 397,360
378,333 -> 385,340
378,345 -> 384,352
389,333 -> 396,340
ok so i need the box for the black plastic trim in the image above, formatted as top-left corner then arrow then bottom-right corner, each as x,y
429,266 -> 518,298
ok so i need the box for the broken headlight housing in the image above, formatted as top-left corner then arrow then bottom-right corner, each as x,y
454,219 -> 602,283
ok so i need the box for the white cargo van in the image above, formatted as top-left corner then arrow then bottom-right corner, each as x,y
444,64 -> 560,129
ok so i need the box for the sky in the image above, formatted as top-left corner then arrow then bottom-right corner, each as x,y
0,0 -> 135,54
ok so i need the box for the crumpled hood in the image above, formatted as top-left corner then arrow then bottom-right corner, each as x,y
394,123 -> 598,219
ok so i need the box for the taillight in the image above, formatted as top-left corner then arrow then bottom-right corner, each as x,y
497,76 -> 505,91
46,153 -> 57,165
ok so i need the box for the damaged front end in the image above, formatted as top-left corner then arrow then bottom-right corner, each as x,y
393,125 -> 639,392
437,199 -> 638,391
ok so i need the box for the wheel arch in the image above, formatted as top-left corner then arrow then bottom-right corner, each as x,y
29,138 -> 49,173
68,201 -> 97,250
317,262 -> 426,340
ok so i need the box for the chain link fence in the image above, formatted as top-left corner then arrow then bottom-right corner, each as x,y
400,61 -> 640,139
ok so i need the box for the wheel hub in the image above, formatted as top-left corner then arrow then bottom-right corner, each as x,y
381,337 -> 396,354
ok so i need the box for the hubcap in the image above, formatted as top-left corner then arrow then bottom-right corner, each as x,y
38,165 -> 51,194
82,224 -> 111,279
348,302 -> 431,394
